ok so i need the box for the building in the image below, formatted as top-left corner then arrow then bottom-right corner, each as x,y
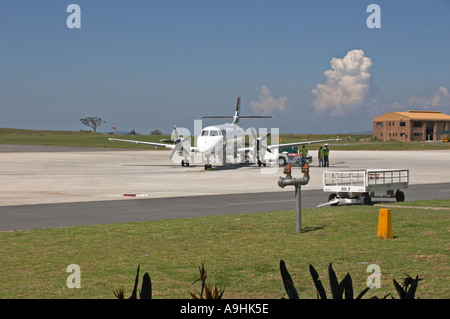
373,110 -> 450,142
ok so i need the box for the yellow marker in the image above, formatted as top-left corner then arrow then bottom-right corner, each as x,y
377,208 -> 394,239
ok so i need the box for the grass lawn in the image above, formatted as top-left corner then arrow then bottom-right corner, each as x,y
0,128 -> 170,149
0,202 -> 448,299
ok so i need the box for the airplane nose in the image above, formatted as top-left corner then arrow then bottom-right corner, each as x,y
198,142 -> 212,153
197,138 -> 219,153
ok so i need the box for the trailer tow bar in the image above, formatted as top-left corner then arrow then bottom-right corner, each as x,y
278,164 -> 310,233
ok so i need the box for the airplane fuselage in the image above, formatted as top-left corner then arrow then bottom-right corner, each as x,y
197,124 -> 245,162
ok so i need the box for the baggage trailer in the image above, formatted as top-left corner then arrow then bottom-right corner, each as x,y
320,169 -> 409,206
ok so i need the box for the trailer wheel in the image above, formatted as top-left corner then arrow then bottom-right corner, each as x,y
278,156 -> 287,166
328,193 -> 338,206
362,193 -> 372,205
395,190 -> 405,202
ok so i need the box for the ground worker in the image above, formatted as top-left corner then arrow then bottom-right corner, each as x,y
318,146 -> 324,167
323,144 -> 330,167
300,145 -> 308,167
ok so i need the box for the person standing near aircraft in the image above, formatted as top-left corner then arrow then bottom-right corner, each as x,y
324,144 -> 330,167
300,145 -> 308,167
318,146 -> 324,167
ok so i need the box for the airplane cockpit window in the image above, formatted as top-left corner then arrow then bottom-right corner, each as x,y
201,129 -> 221,136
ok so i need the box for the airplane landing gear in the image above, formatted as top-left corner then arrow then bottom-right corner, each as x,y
257,159 -> 266,167
181,160 -> 189,167
204,164 -> 212,170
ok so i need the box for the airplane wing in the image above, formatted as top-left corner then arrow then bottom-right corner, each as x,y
236,138 -> 341,153
108,138 -> 199,152
108,138 -> 176,149
235,134 -> 342,161
268,138 -> 341,151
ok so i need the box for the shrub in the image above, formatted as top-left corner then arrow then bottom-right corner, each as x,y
281,260 -> 369,299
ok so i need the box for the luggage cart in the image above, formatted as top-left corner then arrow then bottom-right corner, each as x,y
319,169 -> 409,206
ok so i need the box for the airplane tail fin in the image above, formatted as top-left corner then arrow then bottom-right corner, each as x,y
233,97 -> 241,125
201,96 -> 272,125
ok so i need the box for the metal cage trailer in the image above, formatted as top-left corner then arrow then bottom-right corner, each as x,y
321,169 -> 409,206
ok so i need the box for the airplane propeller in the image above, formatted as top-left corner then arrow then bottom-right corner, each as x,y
170,136 -> 191,158
250,127 -> 271,165
160,125 -> 181,144
169,125 -> 191,163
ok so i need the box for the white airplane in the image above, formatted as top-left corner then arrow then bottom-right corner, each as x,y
108,97 -> 341,169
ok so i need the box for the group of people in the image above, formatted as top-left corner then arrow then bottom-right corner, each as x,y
298,144 -> 330,167
317,144 -> 330,167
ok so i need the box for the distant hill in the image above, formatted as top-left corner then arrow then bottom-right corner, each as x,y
344,130 -> 372,135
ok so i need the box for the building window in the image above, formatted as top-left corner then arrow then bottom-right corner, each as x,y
414,121 -> 422,127
377,122 -> 382,127
400,122 -> 406,127
413,133 -> 422,137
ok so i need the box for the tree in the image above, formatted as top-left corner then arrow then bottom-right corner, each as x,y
80,117 -> 104,132
150,129 -> 162,135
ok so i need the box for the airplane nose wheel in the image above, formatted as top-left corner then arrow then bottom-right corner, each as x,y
181,160 -> 189,167
204,164 -> 212,170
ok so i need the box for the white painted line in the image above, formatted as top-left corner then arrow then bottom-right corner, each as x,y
228,199 -> 295,206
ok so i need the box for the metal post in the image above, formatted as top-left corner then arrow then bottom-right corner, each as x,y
295,185 -> 301,233
278,164 -> 310,233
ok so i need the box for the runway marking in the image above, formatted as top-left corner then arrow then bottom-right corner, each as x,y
123,193 -> 148,197
228,199 -> 295,206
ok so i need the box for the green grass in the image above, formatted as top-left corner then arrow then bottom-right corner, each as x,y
1,128 -> 450,150
381,199 -> 450,208
0,128 -> 172,149
0,202 -> 448,299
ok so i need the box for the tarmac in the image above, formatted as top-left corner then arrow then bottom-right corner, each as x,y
1,145 -> 450,207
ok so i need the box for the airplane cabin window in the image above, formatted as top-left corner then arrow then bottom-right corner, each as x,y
210,130 -> 218,136
202,130 -> 209,136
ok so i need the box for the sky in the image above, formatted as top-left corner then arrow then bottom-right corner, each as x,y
1,0 -> 449,134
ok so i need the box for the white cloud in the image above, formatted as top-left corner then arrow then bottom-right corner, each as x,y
311,49 -> 373,116
250,85 -> 289,115
407,86 -> 450,110
386,87 -> 450,115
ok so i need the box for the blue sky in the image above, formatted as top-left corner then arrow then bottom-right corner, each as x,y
1,0 -> 449,134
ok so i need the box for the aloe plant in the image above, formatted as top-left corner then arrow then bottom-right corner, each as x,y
392,274 -> 422,299
113,265 -> 152,299
280,260 -> 299,299
280,260 -> 370,299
